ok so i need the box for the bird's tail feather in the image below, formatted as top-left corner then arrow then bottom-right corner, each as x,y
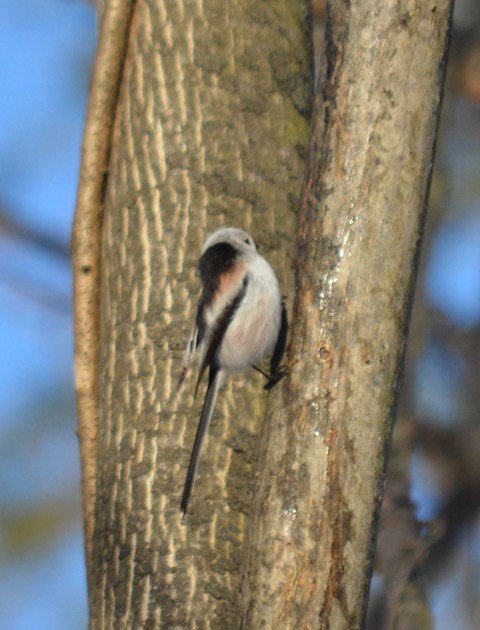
181,368 -> 223,515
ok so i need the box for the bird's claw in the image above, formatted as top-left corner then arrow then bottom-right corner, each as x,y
263,365 -> 289,391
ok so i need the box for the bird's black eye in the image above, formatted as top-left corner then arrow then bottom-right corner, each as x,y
244,238 -> 251,245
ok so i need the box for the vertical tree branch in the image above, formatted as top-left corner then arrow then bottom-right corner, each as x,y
87,0 -> 312,626
241,1 -> 453,627
72,0 -> 136,593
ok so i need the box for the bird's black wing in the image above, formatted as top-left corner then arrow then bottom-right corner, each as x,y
254,300 -> 289,391
270,300 -> 288,377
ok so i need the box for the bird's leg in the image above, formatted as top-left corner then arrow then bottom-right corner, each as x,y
251,364 -> 288,390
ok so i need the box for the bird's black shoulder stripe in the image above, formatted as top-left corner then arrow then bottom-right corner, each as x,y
196,242 -> 241,345
199,242 -> 240,307
199,242 -> 239,281
194,276 -> 249,397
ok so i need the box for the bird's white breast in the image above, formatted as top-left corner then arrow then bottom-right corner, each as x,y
217,254 -> 281,372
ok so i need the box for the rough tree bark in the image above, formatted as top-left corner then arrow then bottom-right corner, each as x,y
73,0 -> 312,627
72,0 -> 136,592
74,0 -> 454,627
240,1 -> 453,629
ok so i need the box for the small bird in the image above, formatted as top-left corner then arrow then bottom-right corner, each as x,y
179,227 -> 288,515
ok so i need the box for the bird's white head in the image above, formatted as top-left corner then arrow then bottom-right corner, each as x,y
202,227 -> 257,258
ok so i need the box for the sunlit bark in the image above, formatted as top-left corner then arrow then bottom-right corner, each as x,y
241,1 -> 453,627
72,0 -> 135,595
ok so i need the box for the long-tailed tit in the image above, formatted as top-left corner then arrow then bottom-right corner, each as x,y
179,227 -> 288,515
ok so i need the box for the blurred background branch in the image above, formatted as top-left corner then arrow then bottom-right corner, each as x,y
0,206 -> 70,260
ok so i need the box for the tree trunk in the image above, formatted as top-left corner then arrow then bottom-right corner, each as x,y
240,1 -> 453,628
72,0 -> 136,596
74,0 -> 454,627
74,0 -> 312,627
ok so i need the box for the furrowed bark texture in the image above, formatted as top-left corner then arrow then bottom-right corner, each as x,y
89,0 -> 312,627
241,1 -> 453,628
72,0 -> 135,591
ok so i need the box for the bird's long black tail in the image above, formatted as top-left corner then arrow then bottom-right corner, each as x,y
181,367 -> 223,515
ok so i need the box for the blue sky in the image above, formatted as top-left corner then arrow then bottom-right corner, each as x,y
0,1 -> 96,627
